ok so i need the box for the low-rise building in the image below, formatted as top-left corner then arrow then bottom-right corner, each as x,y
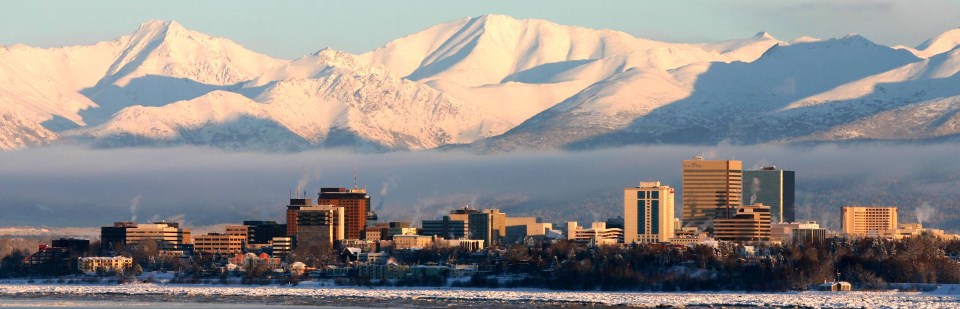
124,222 -> 192,251
669,227 -> 712,245
713,204 -> 772,242
771,221 -> 827,243
566,222 -> 623,246
360,252 -> 389,264
505,217 -> 553,244
357,264 -> 408,279
78,256 -> 133,275
271,237 -> 292,256
194,233 -> 246,254
393,235 -> 434,250
443,239 -> 485,251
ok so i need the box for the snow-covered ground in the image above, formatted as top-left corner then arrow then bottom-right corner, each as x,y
1,283 -> 959,308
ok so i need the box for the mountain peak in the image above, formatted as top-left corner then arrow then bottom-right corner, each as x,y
754,31 -> 775,39
838,33 -> 870,42
136,20 -> 183,32
914,28 -> 960,58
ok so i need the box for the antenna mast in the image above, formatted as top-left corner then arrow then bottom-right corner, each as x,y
353,169 -> 358,190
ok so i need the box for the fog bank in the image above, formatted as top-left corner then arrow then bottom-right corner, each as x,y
1,143 -> 958,231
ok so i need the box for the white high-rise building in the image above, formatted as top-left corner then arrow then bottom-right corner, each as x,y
624,181 -> 676,243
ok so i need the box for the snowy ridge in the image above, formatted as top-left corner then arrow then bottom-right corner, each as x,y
475,34 -> 937,151
360,14 -> 732,87
4,16 -> 960,151
899,28 -> 960,58
699,31 -> 782,62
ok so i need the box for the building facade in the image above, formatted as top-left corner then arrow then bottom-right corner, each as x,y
842,206 -> 898,236
78,256 -> 133,275
713,204 -> 772,242
194,233 -> 246,254
296,205 -> 345,252
566,222 -> 623,246
285,198 -> 313,238
393,235 -> 434,250
771,221 -> 826,243
420,216 -> 469,239
743,166 -> 796,223
123,222 -> 192,251
682,157 -> 743,229
317,188 -> 370,240
504,217 -> 553,244
624,181 -> 676,243
271,237 -> 292,256
243,220 -> 287,245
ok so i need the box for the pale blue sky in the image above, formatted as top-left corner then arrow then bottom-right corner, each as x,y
2,0 -> 959,59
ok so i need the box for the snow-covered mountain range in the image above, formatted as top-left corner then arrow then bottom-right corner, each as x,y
3,15 -> 960,151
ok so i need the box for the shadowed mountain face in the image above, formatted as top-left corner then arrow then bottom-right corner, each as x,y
4,16 -> 960,152
476,35 -> 960,151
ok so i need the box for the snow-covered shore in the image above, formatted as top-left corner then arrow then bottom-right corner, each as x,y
1,283 -> 959,308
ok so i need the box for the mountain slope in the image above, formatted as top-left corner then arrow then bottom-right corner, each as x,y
360,14 -> 729,87
6,16 -> 960,152
80,20 -> 285,122
699,31 -> 782,62
72,50 -> 488,150
899,28 -> 960,58
477,35 -> 923,150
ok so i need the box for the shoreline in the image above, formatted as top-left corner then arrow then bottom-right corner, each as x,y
0,293 -> 619,309
1,282 -> 959,308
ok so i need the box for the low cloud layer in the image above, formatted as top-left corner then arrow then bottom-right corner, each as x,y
2,143 -> 959,232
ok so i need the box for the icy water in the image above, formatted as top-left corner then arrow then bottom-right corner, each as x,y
2,283 -> 960,308
0,298 -> 363,309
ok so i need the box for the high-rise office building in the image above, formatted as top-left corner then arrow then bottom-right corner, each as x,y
743,166 -> 795,223
317,188 -> 370,240
467,209 -> 505,247
624,181 -> 676,243
713,204 -> 772,242
285,198 -> 313,237
842,206 -> 898,236
296,205 -> 345,252
682,157 -> 742,229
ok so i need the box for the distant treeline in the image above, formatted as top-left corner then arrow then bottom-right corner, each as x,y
361,236 -> 960,291
4,235 -> 960,292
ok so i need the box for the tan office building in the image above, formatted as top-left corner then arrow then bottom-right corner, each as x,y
713,203 -> 771,242
682,157 -> 742,228
624,181 -> 676,243
124,222 -> 192,250
194,233 -> 246,254
841,206 -> 898,236
393,235 -> 434,250
504,217 -> 553,243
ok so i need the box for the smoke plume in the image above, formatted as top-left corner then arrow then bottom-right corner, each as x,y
916,201 -> 937,225
129,195 -> 142,222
